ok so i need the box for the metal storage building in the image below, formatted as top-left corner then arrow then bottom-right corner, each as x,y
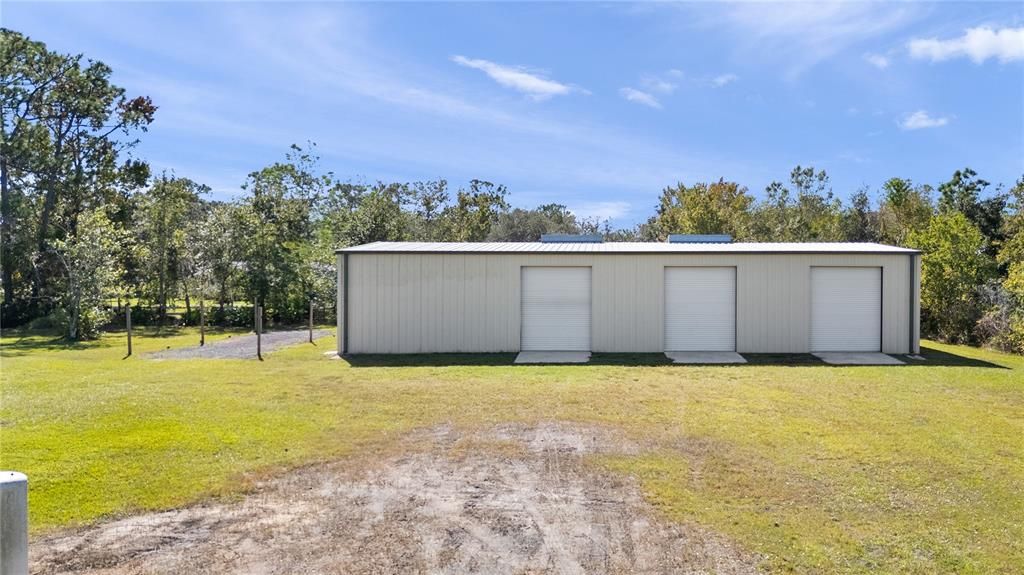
335,241 -> 920,356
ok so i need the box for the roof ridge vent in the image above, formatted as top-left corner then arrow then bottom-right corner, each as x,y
668,234 -> 732,244
540,234 -> 604,243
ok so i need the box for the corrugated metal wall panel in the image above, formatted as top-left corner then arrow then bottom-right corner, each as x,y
343,253 -> 916,354
520,267 -> 592,351
664,267 -> 736,351
810,267 -> 882,352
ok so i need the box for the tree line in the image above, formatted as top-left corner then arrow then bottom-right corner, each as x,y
2,29 -> 1022,352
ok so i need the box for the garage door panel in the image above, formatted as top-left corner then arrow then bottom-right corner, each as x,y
811,267 -> 881,351
521,267 -> 591,351
664,267 -> 735,351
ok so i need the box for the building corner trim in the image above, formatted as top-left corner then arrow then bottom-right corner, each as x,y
343,253 -> 350,355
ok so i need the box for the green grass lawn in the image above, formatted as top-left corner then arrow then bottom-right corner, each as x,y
1,328 -> 1021,574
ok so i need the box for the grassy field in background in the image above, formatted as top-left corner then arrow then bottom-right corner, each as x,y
1,328 -> 1021,574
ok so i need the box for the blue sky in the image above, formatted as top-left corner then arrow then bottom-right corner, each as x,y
7,1 -> 1024,225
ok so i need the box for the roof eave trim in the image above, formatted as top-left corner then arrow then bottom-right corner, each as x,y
335,248 -> 922,255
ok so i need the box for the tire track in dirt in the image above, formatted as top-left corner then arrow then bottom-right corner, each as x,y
31,422 -> 763,575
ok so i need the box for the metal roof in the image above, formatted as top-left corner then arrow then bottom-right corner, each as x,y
338,241 -> 919,254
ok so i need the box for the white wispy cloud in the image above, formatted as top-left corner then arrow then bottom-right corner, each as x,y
451,55 -> 577,100
619,87 -> 662,109
35,4 -> 753,211
711,73 -> 738,87
908,26 -> 1024,64
640,70 -> 681,94
898,110 -> 950,130
864,53 -> 890,69
571,201 -> 632,221
700,2 -> 919,78
838,151 -> 870,164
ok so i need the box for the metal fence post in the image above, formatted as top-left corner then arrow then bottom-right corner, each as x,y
0,471 -> 28,575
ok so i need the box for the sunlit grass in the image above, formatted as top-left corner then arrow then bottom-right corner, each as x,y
1,329 -> 1021,574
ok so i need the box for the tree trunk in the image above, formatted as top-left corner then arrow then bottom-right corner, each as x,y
0,151 -> 13,305
157,254 -> 167,329
36,134 -> 65,301
219,279 -> 227,313
68,290 -> 79,340
37,171 -> 61,253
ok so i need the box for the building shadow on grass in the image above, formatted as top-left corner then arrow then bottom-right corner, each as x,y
725,346 -> 1007,369
345,352 -> 674,367
912,345 -> 1010,369
588,353 -> 674,366
344,353 -> 518,367
343,346 -> 1010,369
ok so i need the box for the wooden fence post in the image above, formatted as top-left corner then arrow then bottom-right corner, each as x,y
309,299 -> 314,343
126,306 -> 132,357
256,304 -> 263,361
199,298 -> 205,347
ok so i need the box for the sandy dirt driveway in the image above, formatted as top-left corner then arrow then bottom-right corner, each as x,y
30,422 -> 762,575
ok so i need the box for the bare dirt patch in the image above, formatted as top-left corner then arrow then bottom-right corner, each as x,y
31,422 -> 762,574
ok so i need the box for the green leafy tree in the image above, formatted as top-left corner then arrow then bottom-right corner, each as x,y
791,166 -> 844,241
343,182 -> 410,245
654,179 -> 753,239
235,167 -> 313,316
49,209 -> 124,339
841,189 -> 880,242
909,212 -> 995,343
190,202 -> 238,312
993,177 -> 1024,351
0,28 -> 153,321
440,179 -> 508,241
410,179 -> 449,241
1,29 -> 69,307
752,167 -> 843,241
939,168 -> 1006,257
138,174 -> 207,323
488,204 -> 584,241
878,178 -> 933,246
751,181 -> 797,241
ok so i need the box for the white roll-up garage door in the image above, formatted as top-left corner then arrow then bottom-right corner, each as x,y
810,267 -> 881,352
521,267 -> 591,351
664,267 -> 736,351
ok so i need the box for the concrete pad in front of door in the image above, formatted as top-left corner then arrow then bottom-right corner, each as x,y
665,351 -> 747,364
813,352 -> 904,365
514,351 -> 591,364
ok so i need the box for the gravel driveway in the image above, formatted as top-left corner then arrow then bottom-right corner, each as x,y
147,329 -> 332,360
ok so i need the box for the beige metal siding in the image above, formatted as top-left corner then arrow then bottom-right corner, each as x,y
342,251 -> 350,354
343,252 -> 918,354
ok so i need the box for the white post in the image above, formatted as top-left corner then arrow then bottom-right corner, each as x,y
0,471 -> 28,575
